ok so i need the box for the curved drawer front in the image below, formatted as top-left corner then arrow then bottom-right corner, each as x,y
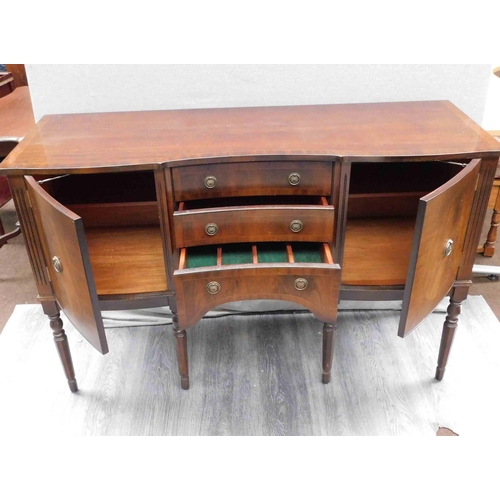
172,161 -> 332,201
174,204 -> 335,247
173,242 -> 340,329
174,263 -> 340,330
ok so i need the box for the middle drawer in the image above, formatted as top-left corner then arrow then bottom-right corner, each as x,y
173,196 -> 335,248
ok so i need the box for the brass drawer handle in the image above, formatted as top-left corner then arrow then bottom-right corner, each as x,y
294,278 -> 308,291
204,175 -> 217,189
52,256 -> 63,273
288,172 -> 301,186
206,281 -> 221,294
444,239 -> 453,257
205,223 -> 219,236
290,220 -> 303,233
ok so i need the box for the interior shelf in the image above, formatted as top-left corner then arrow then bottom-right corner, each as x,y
342,217 -> 416,286
85,225 -> 167,296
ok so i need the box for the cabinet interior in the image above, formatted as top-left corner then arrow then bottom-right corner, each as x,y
342,161 -> 467,286
37,171 -> 167,296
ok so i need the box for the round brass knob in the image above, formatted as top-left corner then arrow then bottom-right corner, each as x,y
294,278 -> 308,291
288,172 -> 301,186
444,239 -> 453,257
290,220 -> 303,233
205,223 -> 219,236
52,256 -> 63,273
206,281 -> 221,294
204,175 -> 217,189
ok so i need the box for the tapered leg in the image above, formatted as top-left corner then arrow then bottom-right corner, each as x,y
483,202 -> 500,257
172,312 -> 189,390
322,322 -> 336,384
49,313 -> 78,392
435,298 -> 462,381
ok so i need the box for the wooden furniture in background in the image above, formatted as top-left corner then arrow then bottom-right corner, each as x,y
0,86 -> 35,247
4,65 -> 28,89
0,72 -> 14,98
0,101 -> 499,394
479,136 -> 500,257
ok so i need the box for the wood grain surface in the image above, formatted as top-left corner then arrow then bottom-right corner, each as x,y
174,203 -> 335,247
399,159 -> 480,337
85,226 -> 168,295
1,296 -> 499,435
25,176 -> 108,354
2,101 -> 500,174
342,217 -> 416,285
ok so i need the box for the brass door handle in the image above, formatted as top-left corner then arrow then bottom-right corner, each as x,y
444,239 -> 453,257
294,278 -> 308,291
290,220 -> 303,233
204,175 -> 217,189
206,281 -> 221,294
205,223 -> 219,236
288,172 -> 301,186
52,256 -> 63,273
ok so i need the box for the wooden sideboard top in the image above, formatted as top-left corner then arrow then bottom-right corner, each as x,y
1,100 -> 499,174
0,87 -> 35,143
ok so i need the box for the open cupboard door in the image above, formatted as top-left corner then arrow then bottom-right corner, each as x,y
398,159 -> 481,338
25,176 -> 108,354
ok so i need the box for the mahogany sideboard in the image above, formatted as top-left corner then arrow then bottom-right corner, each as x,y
1,101 -> 499,393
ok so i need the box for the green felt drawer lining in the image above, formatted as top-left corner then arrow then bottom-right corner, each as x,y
185,242 -> 323,269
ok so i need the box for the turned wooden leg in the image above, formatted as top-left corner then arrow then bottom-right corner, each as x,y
172,312 -> 189,390
483,203 -> 500,257
49,313 -> 78,392
435,298 -> 462,381
322,322 -> 336,384
483,186 -> 500,257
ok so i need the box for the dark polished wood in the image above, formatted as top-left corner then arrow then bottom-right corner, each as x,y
172,310 -> 189,390
398,159 -> 481,338
172,161 -> 332,201
174,201 -> 334,248
174,250 -> 341,330
322,322 -> 336,384
48,311 -> 78,393
4,65 -> 28,89
435,297 -> 462,381
25,176 -> 108,354
1,101 -> 499,393
1,101 -> 499,175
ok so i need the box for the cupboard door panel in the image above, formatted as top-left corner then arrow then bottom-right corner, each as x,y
398,159 -> 481,337
25,176 -> 108,354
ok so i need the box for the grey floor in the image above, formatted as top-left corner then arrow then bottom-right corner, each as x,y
1,296 -> 499,436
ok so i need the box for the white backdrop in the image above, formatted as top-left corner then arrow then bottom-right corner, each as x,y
25,64 -> 499,129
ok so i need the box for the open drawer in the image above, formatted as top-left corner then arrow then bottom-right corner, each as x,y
173,242 -> 341,330
173,196 -> 335,247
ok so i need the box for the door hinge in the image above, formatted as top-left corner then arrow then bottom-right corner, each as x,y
45,266 -> 52,282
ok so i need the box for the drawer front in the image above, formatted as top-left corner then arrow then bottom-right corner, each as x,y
174,205 -> 335,247
172,161 -> 332,201
174,263 -> 341,330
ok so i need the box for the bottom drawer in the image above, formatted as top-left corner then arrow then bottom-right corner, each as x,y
174,242 -> 341,329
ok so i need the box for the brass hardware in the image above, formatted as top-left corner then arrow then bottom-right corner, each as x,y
444,239 -> 453,257
288,172 -> 301,186
290,220 -> 303,233
205,223 -> 219,236
52,256 -> 63,273
206,281 -> 221,294
204,175 -> 217,189
294,278 -> 308,291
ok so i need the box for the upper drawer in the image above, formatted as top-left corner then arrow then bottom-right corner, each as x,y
171,161 -> 332,201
